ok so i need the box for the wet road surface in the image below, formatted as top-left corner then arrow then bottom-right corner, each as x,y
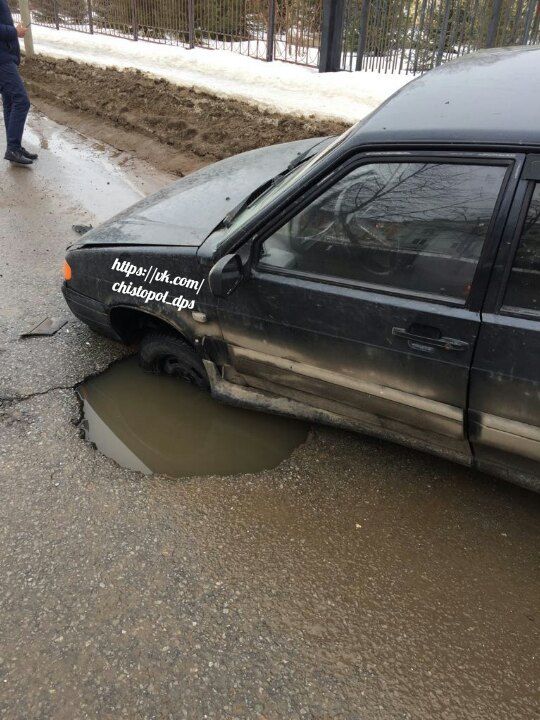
0,111 -> 539,720
79,356 -> 308,476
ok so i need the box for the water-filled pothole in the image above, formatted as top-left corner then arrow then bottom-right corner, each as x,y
78,357 -> 308,477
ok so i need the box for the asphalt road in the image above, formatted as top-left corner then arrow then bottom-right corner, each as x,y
0,111 -> 538,720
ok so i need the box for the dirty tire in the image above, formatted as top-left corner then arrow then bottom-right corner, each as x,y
138,332 -> 209,390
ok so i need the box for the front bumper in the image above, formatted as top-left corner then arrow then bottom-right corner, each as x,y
62,283 -> 121,341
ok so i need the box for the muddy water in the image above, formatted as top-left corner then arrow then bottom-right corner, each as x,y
78,357 -> 308,477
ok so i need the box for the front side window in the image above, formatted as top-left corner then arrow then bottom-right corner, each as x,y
259,161 -> 507,303
503,184 -> 540,315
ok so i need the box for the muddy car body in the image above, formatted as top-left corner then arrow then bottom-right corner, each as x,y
63,47 -> 540,491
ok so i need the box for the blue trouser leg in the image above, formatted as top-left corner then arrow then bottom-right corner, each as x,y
3,91 -> 13,146
0,61 -> 30,151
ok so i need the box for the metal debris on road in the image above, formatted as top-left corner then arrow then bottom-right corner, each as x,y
20,318 -> 68,338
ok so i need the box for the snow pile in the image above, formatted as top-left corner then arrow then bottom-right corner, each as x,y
28,25 -> 412,123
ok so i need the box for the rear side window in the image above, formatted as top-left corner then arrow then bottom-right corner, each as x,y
503,183 -> 540,315
260,161 -> 506,303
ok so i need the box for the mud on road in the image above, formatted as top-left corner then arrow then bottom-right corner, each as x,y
22,56 -> 348,176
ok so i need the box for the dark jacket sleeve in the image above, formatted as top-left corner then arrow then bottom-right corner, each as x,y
0,23 -> 17,41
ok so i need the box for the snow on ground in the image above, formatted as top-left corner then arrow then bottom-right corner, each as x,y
28,25 -> 412,124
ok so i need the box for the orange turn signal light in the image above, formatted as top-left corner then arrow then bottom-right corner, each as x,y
63,260 -> 72,281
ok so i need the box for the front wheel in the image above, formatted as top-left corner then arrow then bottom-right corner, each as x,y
138,332 -> 209,390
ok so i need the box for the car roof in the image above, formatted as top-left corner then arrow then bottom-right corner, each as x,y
347,46 -> 540,150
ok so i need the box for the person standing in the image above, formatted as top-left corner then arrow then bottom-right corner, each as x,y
0,0 -> 37,165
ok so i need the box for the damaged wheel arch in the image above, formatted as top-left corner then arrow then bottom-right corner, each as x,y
109,306 -> 196,346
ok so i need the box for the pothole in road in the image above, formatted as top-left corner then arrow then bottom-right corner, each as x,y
78,357 -> 308,477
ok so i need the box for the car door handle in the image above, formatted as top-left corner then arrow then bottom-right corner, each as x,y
392,327 -> 469,352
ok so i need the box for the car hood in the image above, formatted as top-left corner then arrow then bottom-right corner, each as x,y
72,137 -> 333,249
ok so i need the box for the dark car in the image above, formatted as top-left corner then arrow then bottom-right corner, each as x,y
63,47 -> 540,491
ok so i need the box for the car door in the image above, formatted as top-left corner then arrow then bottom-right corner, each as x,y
469,157 -> 540,487
216,153 -> 515,462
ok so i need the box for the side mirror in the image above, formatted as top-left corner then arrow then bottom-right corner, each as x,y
208,253 -> 244,298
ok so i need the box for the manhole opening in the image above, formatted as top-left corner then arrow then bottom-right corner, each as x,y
78,357 -> 308,477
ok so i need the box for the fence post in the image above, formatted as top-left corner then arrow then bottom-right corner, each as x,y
355,0 -> 370,71
435,0 -> 452,66
86,0 -> 94,33
52,0 -> 60,30
19,0 -> 34,57
534,1 -> 540,40
131,0 -> 138,40
319,0 -> 346,72
412,0 -> 429,74
266,0 -> 275,62
188,0 -> 195,48
486,0 -> 503,47
522,0 -> 537,44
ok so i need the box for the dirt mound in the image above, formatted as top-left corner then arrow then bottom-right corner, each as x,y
22,56 -> 349,174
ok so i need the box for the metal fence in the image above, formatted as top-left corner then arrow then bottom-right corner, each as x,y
8,0 -> 20,21
342,0 -> 540,73
9,0 -> 540,73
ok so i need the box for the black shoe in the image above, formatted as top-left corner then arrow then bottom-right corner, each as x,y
4,148 -> 33,166
21,147 -> 38,160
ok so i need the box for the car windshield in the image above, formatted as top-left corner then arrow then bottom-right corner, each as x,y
223,126 -> 355,236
